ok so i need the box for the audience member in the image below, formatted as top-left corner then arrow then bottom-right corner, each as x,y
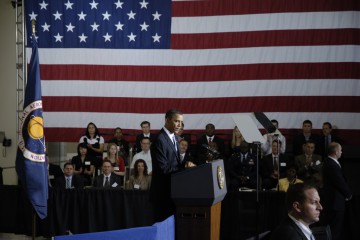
135,121 -> 157,153
47,156 -> 63,187
261,119 -> 286,156
92,160 -> 122,188
108,127 -> 130,164
277,164 -> 303,192
230,126 -> 244,154
322,142 -> 352,240
126,159 -> 151,190
54,162 -> 84,189
317,122 -> 341,159
130,137 -> 152,174
179,139 -> 193,164
79,122 -> 105,173
293,120 -> 319,156
71,143 -> 95,186
197,123 -> 225,156
261,140 -> 288,190
228,141 -> 257,190
175,122 -> 191,144
103,143 -> 125,177
270,183 -> 322,240
150,109 -> 195,223
294,140 -> 322,183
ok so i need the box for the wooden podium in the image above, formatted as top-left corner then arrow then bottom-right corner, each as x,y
171,160 -> 227,240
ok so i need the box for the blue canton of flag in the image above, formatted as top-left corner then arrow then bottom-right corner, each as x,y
15,34 -> 48,219
25,0 -> 171,49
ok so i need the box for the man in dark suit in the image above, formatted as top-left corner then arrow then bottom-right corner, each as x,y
197,123 -> 225,156
54,162 -> 84,189
150,109 -> 195,223
322,142 -> 352,240
261,140 -> 288,190
93,160 -> 122,188
271,183 -> 323,240
317,122 -> 341,159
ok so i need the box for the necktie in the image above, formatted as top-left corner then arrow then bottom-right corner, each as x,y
208,137 -> 212,143
173,136 -> 178,151
273,156 -> 279,171
66,178 -> 71,189
180,154 -> 184,162
325,136 -> 329,154
104,176 -> 110,187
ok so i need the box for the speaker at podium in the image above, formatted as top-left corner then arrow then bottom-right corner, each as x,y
171,160 -> 227,240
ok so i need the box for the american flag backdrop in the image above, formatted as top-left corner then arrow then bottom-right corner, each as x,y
25,0 -> 360,144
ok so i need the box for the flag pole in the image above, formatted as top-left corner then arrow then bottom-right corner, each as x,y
31,19 -> 36,240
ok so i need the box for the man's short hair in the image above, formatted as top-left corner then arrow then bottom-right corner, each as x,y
323,122 -> 332,129
286,183 -> 316,211
140,121 -> 150,127
114,127 -> 122,131
102,159 -> 112,166
141,136 -> 151,143
328,142 -> 340,155
303,120 -> 312,126
305,139 -> 316,146
64,162 -> 74,169
165,109 -> 183,119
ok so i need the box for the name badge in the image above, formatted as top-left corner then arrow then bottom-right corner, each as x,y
85,161 -> 90,166
117,146 -> 120,152
49,175 -> 55,179
280,162 -> 286,167
114,167 -> 119,171
112,182 -> 118,187
134,184 -> 140,189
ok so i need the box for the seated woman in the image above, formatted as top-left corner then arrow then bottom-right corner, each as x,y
103,143 -> 125,177
126,159 -> 151,190
71,143 -> 95,186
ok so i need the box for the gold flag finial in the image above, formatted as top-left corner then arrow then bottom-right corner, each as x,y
31,20 -> 36,34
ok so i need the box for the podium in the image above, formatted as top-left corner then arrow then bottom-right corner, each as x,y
171,160 -> 227,240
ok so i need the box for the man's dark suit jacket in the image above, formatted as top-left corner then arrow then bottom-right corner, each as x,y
49,163 -> 63,187
322,157 -> 351,211
261,153 -> 288,190
197,135 -> 225,156
54,175 -> 84,189
150,128 -> 183,222
270,216 -> 308,240
92,174 -> 122,188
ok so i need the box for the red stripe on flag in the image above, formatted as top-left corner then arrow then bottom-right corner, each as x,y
172,0 -> 360,17
171,29 -> 360,49
40,62 -> 360,82
42,96 -> 360,113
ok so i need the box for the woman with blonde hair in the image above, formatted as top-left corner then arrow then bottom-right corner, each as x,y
104,143 -> 125,176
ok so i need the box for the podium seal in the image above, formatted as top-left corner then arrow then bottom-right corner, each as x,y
217,166 -> 225,189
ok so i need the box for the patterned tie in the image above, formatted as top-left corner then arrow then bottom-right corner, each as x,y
66,177 -> 71,189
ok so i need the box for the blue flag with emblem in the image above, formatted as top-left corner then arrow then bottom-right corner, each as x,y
15,34 -> 48,219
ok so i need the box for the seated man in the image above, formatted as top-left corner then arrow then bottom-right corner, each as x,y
54,162 -> 84,189
271,183 -> 323,240
228,141 -> 257,190
294,140 -> 322,183
261,140 -> 288,190
130,137 -> 152,174
47,156 -> 63,187
93,160 -> 122,188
